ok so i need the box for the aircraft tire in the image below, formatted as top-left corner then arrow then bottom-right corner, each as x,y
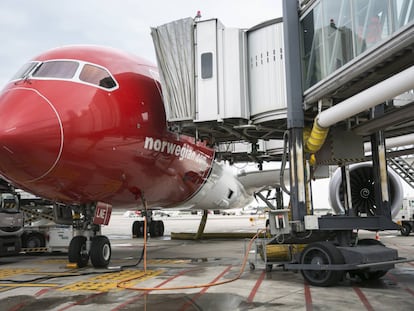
149,221 -> 156,237
300,241 -> 345,287
149,220 -> 165,237
90,235 -> 111,268
132,220 -> 144,238
68,236 -> 89,268
155,220 -> 165,236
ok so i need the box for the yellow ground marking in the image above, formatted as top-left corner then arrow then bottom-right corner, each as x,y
0,283 -> 58,288
147,259 -> 192,264
0,269 -> 37,279
58,269 -> 163,292
38,259 -> 71,265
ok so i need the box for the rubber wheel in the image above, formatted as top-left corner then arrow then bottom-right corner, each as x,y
300,242 -> 345,287
149,221 -> 156,237
154,220 -> 164,237
400,223 -> 411,236
132,220 -> 144,238
68,236 -> 89,268
158,220 -> 165,236
149,220 -> 165,237
90,235 -> 111,268
22,233 -> 46,248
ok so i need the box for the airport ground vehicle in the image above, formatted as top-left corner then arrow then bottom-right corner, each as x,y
0,183 -> 71,255
18,193 -> 72,253
395,197 -> 414,236
0,192 -> 23,256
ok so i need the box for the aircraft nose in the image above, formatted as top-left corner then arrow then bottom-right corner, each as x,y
0,87 -> 63,183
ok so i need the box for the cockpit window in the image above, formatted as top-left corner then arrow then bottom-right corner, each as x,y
79,64 -> 116,89
11,62 -> 40,80
32,60 -> 79,79
11,59 -> 118,91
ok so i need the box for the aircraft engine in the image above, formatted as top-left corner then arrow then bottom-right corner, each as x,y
328,162 -> 403,218
178,162 -> 252,211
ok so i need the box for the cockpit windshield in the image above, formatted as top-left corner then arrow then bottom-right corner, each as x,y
11,62 -> 40,80
32,60 -> 79,79
11,59 -> 118,90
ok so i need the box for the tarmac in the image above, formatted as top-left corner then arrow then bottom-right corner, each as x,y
0,213 -> 413,310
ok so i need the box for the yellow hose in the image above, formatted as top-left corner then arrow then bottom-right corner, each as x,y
305,118 -> 329,154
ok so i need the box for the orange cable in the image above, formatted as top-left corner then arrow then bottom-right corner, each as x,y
143,214 -> 147,273
117,229 -> 266,291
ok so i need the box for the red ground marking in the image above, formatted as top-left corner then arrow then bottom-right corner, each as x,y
247,270 -> 266,303
386,272 -> 414,296
179,265 -> 233,311
304,282 -> 313,311
7,287 -> 54,311
111,268 -> 192,311
353,287 -> 374,311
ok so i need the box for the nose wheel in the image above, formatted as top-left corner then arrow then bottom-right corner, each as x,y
90,235 -> 111,267
68,236 -> 89,268
68,235 -> 111,268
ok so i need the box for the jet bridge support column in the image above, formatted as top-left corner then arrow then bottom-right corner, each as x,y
370,105 -> 392,219
283,0 -> 307,229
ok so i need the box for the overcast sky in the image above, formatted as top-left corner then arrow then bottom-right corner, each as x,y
0,0 -> 282,88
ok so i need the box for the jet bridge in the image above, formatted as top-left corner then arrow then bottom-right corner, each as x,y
151,0 -> 414,286
151,17 -> 288,163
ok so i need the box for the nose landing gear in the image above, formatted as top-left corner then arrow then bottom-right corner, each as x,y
67,203 -> 112,268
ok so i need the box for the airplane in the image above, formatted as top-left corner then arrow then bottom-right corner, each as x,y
0,45 -> 280,268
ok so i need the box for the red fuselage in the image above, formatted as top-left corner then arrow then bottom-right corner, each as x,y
0,46 -> 214,208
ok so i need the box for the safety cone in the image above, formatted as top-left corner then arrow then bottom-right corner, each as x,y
375,231 -> 380,241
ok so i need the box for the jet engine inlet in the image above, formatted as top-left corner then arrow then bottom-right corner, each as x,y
328,162 -> 403,218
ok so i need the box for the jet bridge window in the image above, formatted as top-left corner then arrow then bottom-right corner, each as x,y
201,52 -> 213,79
79,64 -> 117,89
32,60 -> 79,79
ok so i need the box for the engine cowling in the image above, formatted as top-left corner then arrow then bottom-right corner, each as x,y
328,162 -> 403,218
176,162 -> 251,211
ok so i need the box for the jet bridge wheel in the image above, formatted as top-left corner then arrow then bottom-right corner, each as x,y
90,235 -> 111,268
300,241 -> 345,287
68,236 -> 89,268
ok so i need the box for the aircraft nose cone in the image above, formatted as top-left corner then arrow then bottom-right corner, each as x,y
0,87 -> 63,183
